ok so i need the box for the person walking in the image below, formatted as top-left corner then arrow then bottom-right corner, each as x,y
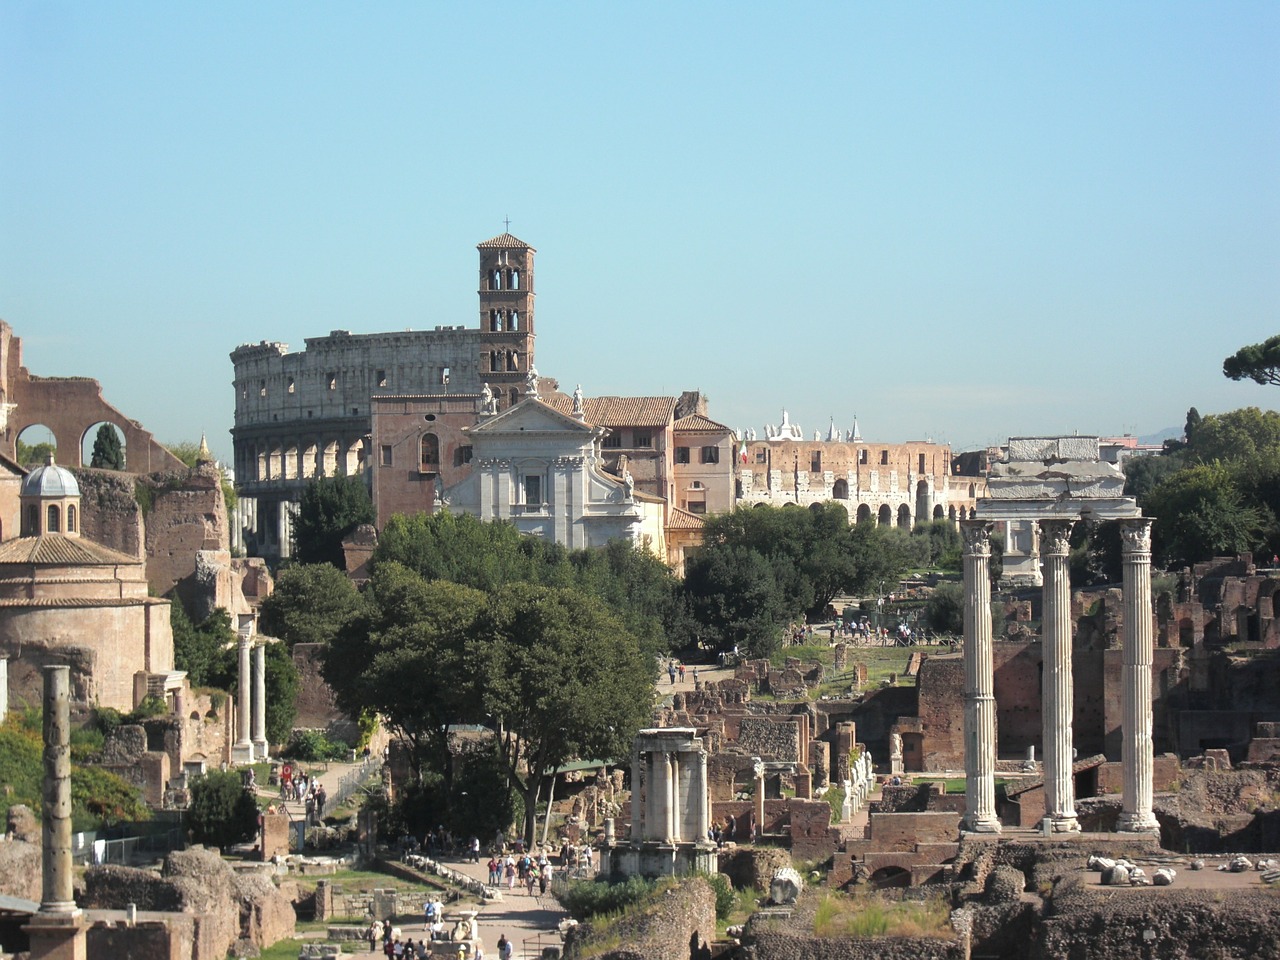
368,919 -> 383,952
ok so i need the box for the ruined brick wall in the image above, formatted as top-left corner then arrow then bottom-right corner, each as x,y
86,916 -> 195,960
789,797 -> 837,861
144,466 -> 229,607
563,876 -> 716,960
292,643 -> 353,738
73,467 -> 145,558
738,716 -> 802,762
915,658 -> 964,771
861,812 -> 960,852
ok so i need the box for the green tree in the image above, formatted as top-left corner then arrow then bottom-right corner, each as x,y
293,476 -> 376,567
375,510 -> 561,590
324,563 -> 489,798
258,563 -> 361,648
89,424 -> 125,470
1223,334 -> 1280,387
172,605 -> 236,688
1144,462 -> 1270,567
16,439 -> 55,466
1187,407 -> 1280,465
911,519 -> 963,570
186,769 -> 259,849
684,544 -> 788,657
923,581 -> 964,634
207,636 -> 300,746
471,583 -> 652,847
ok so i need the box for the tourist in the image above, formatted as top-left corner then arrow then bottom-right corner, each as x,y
526,861 -> 538,896
487,855 -> 501,886
497,934 -> 513,960
679,662 -> 686,682
316,784 -> 327,818
539,859 -> 552,895
368,919 -> 383,952
725,813 -> 736,840
668,660 -> 677,685
470,835 -> 481,863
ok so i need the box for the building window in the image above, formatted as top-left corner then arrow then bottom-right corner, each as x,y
47,504 -> 61,533
420,434 -> 440,468
675,446 -> 691,464
507,351 -> 519,372
755,450 -> 767,464
25,505 -> 38,536
511,269 -> 520,290
490,351 -> 501,372
454,445 -> 473,467
67,505 -> 77,533
441,367 -> 451,385
328,373 -> 337,391
635,433 -> 652,448
859,449 -> 868,465
701,446 -> 719,464
880,450 -> 889,465
508,310 -> 519,331
919,453 -> 926,473
602,433 -> 622,449
690,481 -> 703,489
490,310 -> 501,332
381,445 -> 393,467
524,474 -> 542,505
811,451 -> 822,472
377,370 -> 387,387
260,380 -> 267,397
287,377 -> 295,394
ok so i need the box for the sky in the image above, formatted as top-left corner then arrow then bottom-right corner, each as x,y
3,3 -> 1278,465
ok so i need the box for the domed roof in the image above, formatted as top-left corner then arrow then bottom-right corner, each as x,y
20,455 -> 80,499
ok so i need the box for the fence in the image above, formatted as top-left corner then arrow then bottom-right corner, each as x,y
329,754 -> 382,810
72,825 -> 183,865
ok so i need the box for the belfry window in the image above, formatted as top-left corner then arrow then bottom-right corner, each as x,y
510,270 -> 520,290
508,311 -> 519,331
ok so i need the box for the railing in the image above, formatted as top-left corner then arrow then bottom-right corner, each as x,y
329,754 -> 382,810
72,827 -> 183,865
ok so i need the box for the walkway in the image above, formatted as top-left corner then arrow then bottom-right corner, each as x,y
430,854 -> 568,960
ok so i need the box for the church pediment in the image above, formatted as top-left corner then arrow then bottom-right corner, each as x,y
470,398 -> 597,436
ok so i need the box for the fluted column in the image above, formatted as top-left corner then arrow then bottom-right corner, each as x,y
695,749 -> 709,840
668,753 -> 682,842
1118,518 -> 1160,833
961,520 -> 1000,833
1039,519 -> 1080,832
235,636 -> 253,757
630,751 -> 643,842
251,642 -> 269,759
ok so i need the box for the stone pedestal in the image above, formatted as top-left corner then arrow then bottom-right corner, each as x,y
1118,519 -> 1160,834
1039,520 -> 1080,833
960,520 -> 1001,833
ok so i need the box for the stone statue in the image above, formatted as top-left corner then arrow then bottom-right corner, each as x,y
573,384 -> 585,417
525,365 -> 539,397
752,757 -> 765,781
481,382 -> 497,415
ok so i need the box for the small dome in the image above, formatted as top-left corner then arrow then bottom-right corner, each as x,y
21,455 -> 80,499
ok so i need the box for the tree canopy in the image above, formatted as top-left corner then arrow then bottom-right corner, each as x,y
1223,334 -> 1280,387
89,424 -> 125,470
293,476 -> 376,567
258,563 -> 362,648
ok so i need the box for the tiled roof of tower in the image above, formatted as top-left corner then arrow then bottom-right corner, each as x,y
673,414 -> 733,433
545,395 -> 678,427
0,536 -> 141,566
477,233 -> 534,250
667,507 -> 706,530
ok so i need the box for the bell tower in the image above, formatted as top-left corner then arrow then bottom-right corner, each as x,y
477,231 -> 536,410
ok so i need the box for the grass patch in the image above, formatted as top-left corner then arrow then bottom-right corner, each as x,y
812,890 -> 954,939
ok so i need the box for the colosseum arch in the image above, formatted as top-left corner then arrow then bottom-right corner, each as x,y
856,504 -> 872,523
897,504 -> 911,528
878,504 -> 892,526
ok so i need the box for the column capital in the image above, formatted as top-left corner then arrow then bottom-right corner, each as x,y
960,519 -> 994,556
1037,519 -> 1074,557
1118,517 -> 1153,556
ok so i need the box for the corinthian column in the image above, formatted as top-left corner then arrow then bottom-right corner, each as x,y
235,636 -> 253,759
252,642 -> 269,759
961,520 -> 1001,833
630,750 -> 643,842
1118,518 -> 1160,833
1039,519 -> 1080,832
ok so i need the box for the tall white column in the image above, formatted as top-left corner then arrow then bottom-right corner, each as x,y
961,520 -> 1001,833
1118,518 -> 1160,833
0,655 -> 8,719
652,751 -> 671,841
630,751 -> 643,842
695,749 -> 710,840
668,753 -> 681,842
1039,519 -> 1080,832
251,642 -> 269,759
235,636 -> 253,759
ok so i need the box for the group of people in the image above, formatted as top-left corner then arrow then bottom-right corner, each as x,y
708,811 -> 758,847
487,851 -> 554,896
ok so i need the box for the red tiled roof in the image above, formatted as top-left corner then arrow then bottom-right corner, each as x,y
0,536 -> 142,566
477,233 -> 534,250
667,507 -> 706,530
545,395 -> 677,427
673,414 -> 733,434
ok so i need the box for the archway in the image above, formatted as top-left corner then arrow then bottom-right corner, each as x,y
933,505 -> 944,519
833,478 -> 849,500
897,504 -> 911,528
856,504 -> 872,523
16,423 -> 58,466
869,866 -> 911,889
81,421 -> 128,470
878,504 -> 892,526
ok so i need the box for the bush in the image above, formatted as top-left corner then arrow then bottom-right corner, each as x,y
283,729 -> 349,762
558,876 -> 665,920
187,769 -> 259,849
704,872 -> 735,920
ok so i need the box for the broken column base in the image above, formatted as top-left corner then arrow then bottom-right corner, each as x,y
24,911 -> 86,960
1042,816 -> 1082,835
232,743 -> 256,764
1116,813 -> 1161,835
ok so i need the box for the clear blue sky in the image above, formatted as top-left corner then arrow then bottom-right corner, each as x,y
3,2 -> 1277,464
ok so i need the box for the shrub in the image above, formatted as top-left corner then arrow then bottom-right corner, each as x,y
704,872 -> 735,920
187,769 -> 259,849
558,876 -> 664,920
283,729 -> 349,762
